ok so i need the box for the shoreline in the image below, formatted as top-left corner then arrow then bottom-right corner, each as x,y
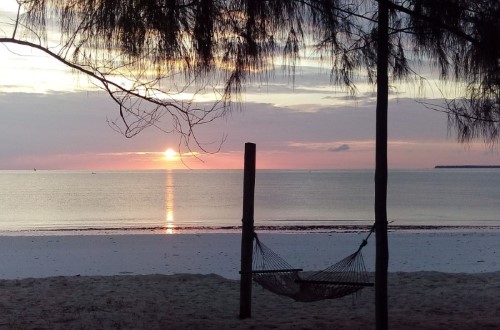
2,224 -> 500,236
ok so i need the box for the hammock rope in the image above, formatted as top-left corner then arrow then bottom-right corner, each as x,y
250,227 -> 374,302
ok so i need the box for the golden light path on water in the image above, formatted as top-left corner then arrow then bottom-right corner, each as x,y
165,170 -> 175,234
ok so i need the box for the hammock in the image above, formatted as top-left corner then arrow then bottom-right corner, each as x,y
249,229 -> 374,302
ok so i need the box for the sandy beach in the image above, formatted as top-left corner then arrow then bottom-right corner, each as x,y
0,230 -> 499,329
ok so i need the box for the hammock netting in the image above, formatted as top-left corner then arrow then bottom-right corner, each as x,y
251,234 -> 373,302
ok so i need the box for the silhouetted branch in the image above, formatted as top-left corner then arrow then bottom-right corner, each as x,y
3,0 -> 499,146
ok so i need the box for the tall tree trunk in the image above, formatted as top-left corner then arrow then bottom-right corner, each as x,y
240,142 -> 256,319
375,0 -> 389,329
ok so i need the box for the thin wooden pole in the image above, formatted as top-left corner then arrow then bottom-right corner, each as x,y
239,142 -> 256,319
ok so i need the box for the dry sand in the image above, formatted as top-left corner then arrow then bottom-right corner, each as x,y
0,272 -> 499,329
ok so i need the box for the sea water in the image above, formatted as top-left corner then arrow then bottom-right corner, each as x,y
0,169 -> 499,234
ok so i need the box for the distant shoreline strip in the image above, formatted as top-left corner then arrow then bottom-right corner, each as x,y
435,165 -> 500,168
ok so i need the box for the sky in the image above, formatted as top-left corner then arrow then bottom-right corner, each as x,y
0,2 -> 499,170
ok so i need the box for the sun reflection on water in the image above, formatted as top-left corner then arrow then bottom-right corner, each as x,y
165,170 -> 175,234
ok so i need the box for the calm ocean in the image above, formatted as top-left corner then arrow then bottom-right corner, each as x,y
0,169 -> 499,234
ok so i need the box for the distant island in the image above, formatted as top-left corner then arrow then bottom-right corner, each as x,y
435,165 -> 500,169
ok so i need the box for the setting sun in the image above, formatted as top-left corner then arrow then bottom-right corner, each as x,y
164,148 -> 178,161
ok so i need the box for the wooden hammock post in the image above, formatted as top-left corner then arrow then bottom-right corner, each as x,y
240,142 -> 256,319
